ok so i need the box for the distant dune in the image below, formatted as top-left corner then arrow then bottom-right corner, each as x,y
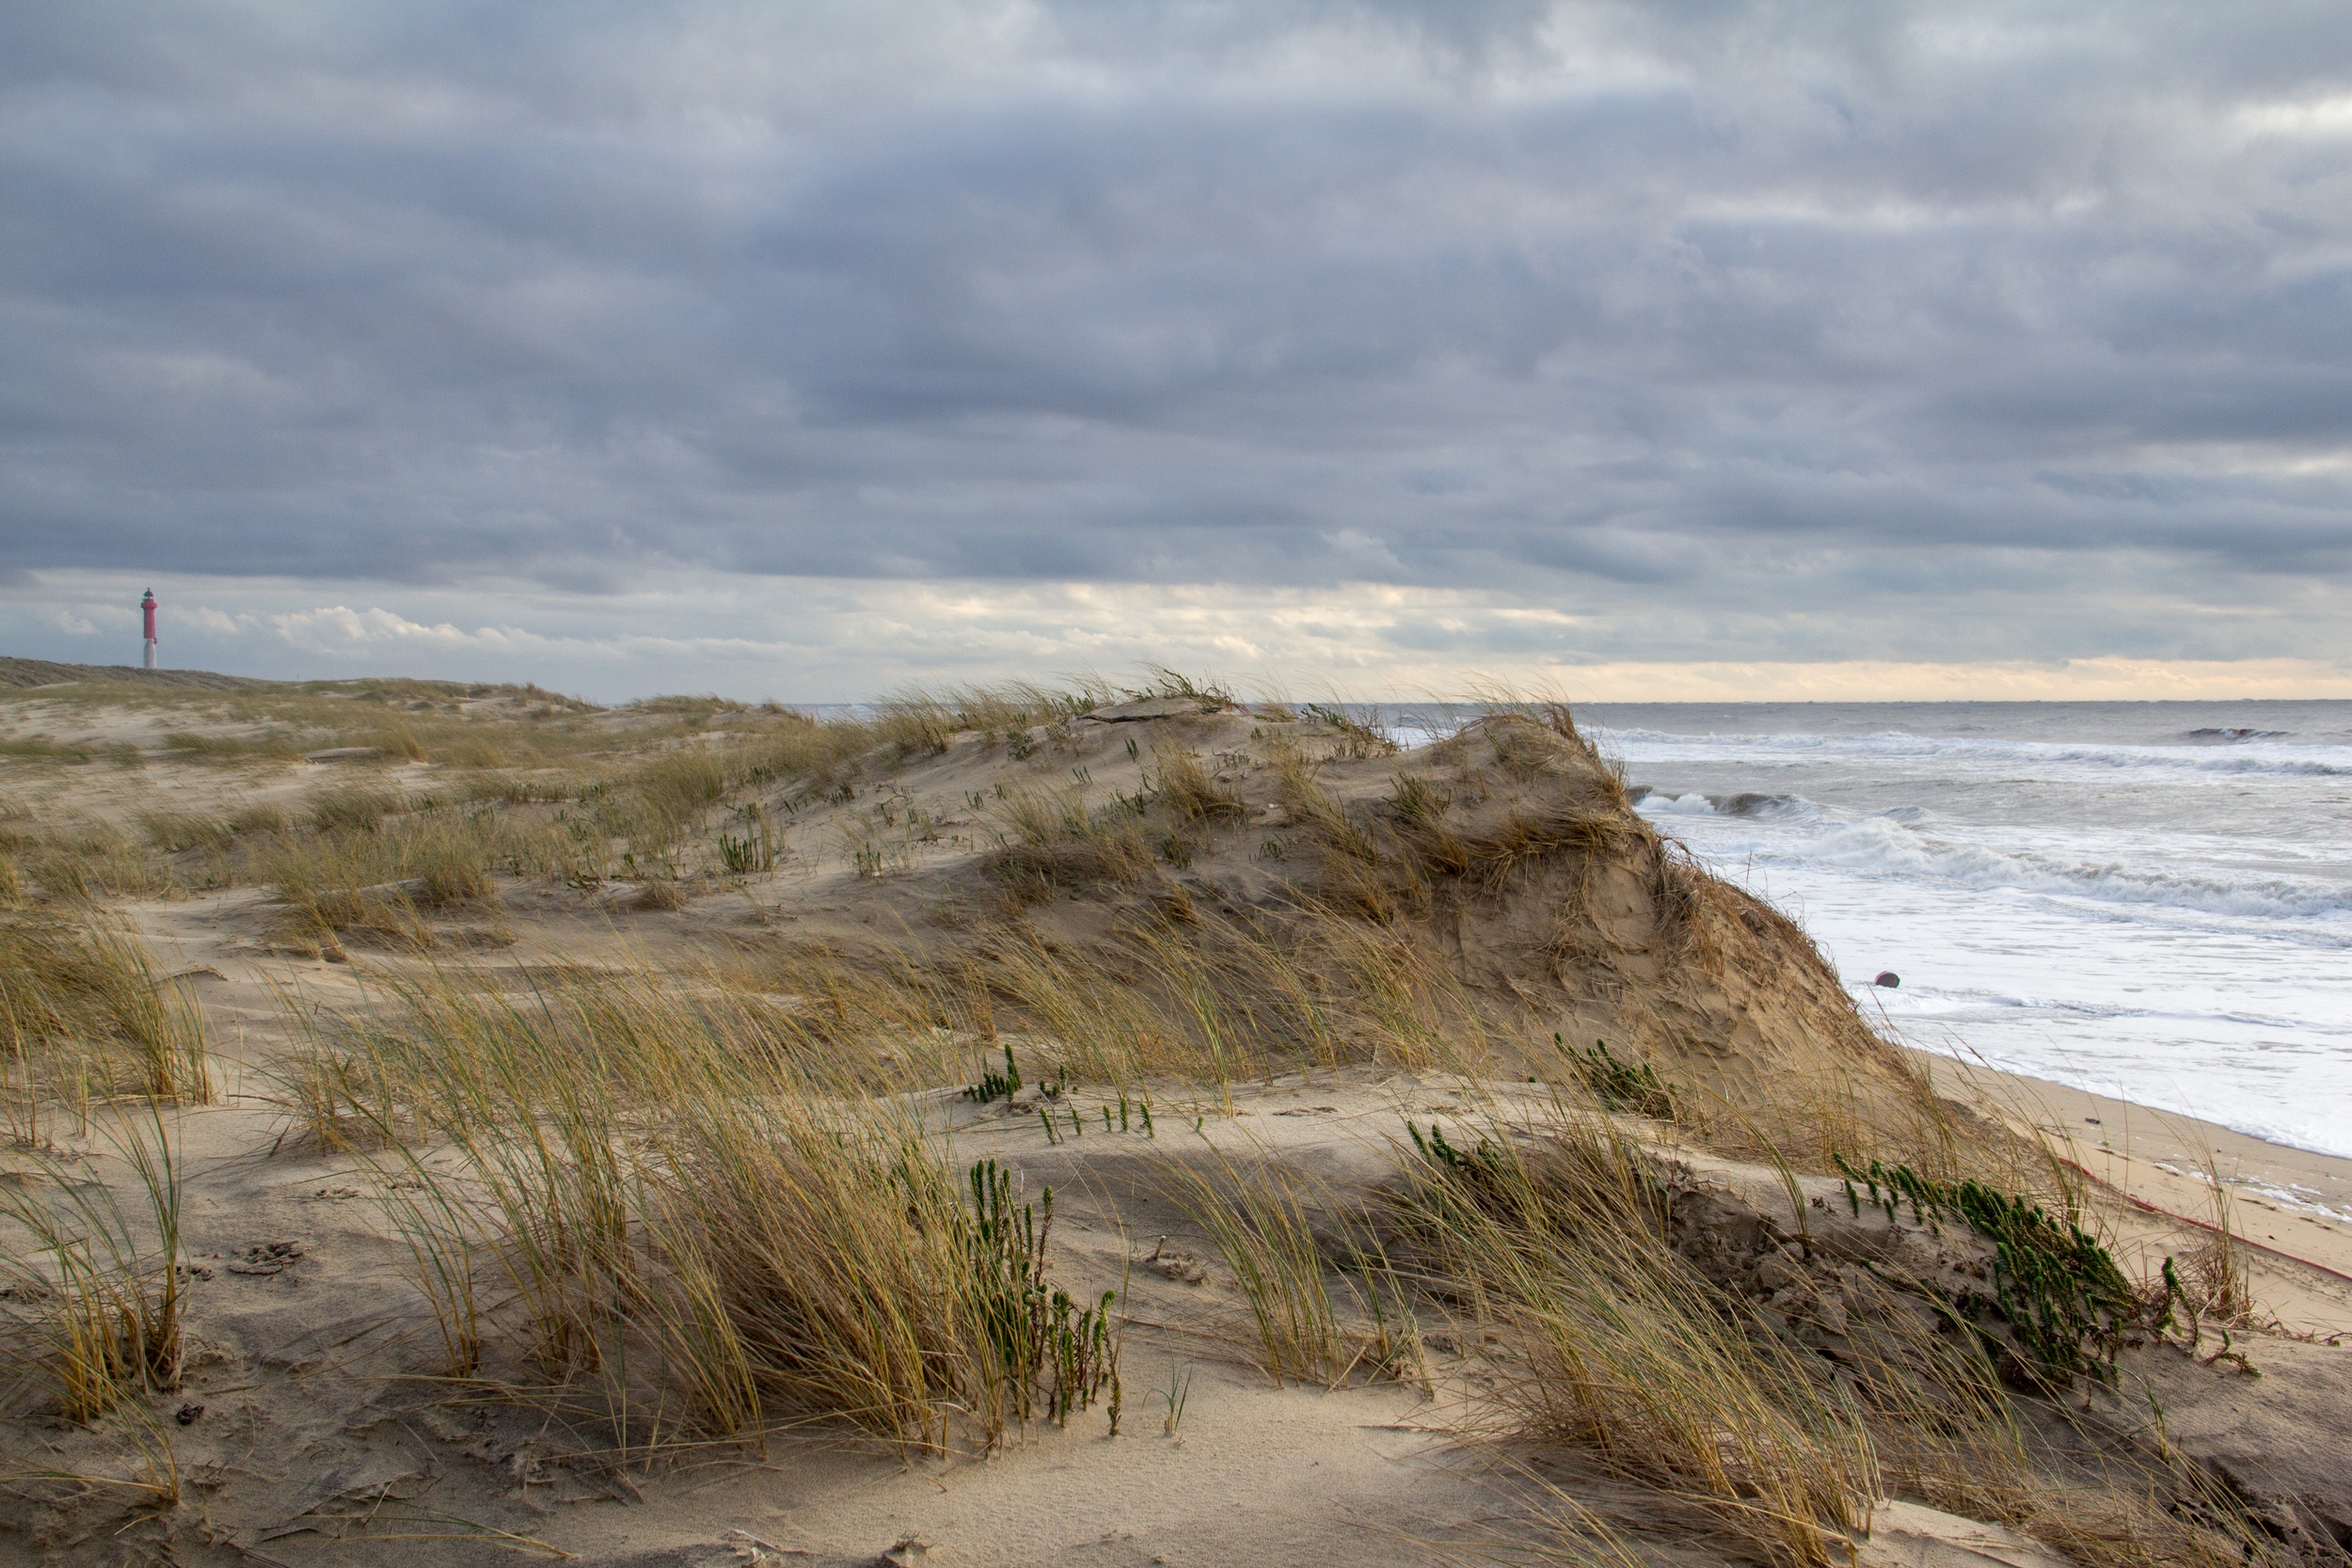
0,654 -> 273,691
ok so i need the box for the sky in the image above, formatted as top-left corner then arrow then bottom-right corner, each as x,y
3,1 -> 2350,703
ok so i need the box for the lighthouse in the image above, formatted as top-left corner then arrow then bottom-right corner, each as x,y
141,589 -> 158,670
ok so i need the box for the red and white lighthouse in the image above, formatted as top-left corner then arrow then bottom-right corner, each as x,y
141,589 -> 158,670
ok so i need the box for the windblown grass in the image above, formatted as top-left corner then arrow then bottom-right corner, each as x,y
1385,1104 -> 1875,1566
258,809 -> 507,951
298,963 -> 1122,1452
987,783 -> 1159,901
0,1101 -> 185,1424
0,914 -> 212,1118
1161,1142 -> 1420,1389
1382,1101 -> 2259,1568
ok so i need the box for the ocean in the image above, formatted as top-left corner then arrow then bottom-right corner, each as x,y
1501,702 -> 2352,1164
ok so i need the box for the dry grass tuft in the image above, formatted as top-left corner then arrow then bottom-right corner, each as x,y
0,915 -> 212,1115
1386,1101 -> 2262,1568
308,781 -> 408,834
1388,1106 -> 1875,1567
300,964 -> 1121,1451
988,784 -> 1159,902
0,1101 -> 185,1423
1164,1145 -> 1419,1389
1150,743 -> 1247,825
135,809 -> 233,854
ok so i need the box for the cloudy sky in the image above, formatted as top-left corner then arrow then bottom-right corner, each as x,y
3,1 -> 2350,701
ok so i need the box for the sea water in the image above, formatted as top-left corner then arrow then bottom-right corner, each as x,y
1490,702 -> 2352,1161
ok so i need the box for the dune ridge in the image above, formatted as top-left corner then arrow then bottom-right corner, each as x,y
1,673 -> 2347,1566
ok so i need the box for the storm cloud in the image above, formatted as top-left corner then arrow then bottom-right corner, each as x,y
3,1 -> 2350,689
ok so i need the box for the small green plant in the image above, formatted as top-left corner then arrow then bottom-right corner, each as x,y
1406,1118 -> 1503,1181
1047,1287 -> 1120,1428
1559,1036 -> 1675,1118
959,1161 -> 1120,1431
715,806 -> 777,875
1835,1154 -> 2138,1383
714,832 -> 768,874
1158,1356 -> 1194,1438
963,1042 -> 1023,1103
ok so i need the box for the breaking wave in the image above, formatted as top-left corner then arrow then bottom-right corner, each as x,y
1595,726 -> 2352,780
1775,816 -> 2352,920
1629,789 -> 1816,819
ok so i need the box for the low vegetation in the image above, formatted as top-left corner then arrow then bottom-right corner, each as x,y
0,914 -> 211,1126
292,963 -> 1121,1452
0,669 -> 2314,1567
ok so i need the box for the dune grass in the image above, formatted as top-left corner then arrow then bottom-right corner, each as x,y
1378,1097 -> 2260,1568
1386,1104 -> 1878,1566
0,914 -> 212,1121
0,1101 -> 185,1424
297,963 -> 1123,1452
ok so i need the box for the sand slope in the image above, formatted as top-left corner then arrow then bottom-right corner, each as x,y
5,689 -> 2350,1566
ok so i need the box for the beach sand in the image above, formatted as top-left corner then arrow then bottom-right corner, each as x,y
1921,1052 -> 2352,1338
7,674 -> 2352,1565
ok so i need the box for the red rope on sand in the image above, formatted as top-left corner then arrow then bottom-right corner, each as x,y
2058,1156 -> 2352,1289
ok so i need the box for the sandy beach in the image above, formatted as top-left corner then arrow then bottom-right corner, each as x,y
1924,1053 -> 2352,1338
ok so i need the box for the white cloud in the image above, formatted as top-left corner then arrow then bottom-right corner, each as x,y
5,569 -> 2346,703
266,606 -> 496,654
2236,94 -> 2352,138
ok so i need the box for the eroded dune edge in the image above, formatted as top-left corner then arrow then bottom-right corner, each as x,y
3,671 -> 2348,1568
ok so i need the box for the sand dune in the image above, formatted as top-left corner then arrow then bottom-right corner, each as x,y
3,673 -> 2347,1566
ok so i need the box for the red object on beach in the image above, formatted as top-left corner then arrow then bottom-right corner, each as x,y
141,589 -> 157,641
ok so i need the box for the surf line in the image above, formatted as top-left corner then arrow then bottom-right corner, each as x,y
2058,1156 -> 2352,1290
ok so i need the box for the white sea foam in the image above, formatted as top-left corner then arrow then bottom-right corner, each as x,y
1596,725 -> 2352,779
1772,816 -> 2352,920
1580,700 -> 2352,1158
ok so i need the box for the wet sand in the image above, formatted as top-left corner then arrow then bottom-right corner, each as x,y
1923,1050 -> 2352,1337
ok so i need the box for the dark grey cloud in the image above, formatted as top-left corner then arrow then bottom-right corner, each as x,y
2,0 -> 2350,663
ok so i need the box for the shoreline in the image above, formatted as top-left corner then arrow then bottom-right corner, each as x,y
1918,1049 -> 2352,1335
